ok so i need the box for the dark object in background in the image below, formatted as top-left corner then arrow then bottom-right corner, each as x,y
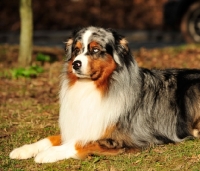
0,0 -> 166,32
164,0 -> 200,43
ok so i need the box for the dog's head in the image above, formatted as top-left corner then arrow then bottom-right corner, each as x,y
65,27 -> 133,87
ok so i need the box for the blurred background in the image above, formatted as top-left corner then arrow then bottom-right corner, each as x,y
1,0 -> 200,49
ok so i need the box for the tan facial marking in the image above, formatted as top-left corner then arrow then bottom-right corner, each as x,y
75,41 -> 82,49
89,41 -> 100,49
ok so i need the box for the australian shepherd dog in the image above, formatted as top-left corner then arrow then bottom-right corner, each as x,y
10,26 -> 200,163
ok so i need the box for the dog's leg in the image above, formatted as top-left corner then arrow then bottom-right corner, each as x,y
34,141 -> 78,163
192,117 -> 200,138
9,135 -> 61,160
192,129 -> 200,137
75,141 -> 126,159
33,140 -> 126,163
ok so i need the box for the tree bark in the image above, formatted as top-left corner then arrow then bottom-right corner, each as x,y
18,0 -> 33,67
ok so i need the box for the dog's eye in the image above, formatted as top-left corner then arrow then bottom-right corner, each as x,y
74,48 -> 80,56
92,48 -> 99,54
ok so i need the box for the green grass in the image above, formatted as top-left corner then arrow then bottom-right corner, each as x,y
2,44 -> 200,170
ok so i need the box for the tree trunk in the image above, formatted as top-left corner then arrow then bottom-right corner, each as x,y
18,0 -> 33,67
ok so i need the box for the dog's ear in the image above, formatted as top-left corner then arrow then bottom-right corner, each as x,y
107,28 -> 131,66
64,38 -> 73,61
106,28 -> 129,51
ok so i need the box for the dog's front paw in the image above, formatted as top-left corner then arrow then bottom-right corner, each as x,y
10,144 -> 38,159
34,147 -> 66,163
34,144 -> 78,163
10,138 -> 53,160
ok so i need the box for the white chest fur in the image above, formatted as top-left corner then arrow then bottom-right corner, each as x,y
59,79 -> 120,145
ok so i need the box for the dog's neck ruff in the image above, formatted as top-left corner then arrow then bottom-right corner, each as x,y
59,78 -> 123,145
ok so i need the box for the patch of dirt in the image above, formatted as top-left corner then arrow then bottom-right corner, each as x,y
134,45 -> 200,69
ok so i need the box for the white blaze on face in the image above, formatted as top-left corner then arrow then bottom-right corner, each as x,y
73,30 -> 92,78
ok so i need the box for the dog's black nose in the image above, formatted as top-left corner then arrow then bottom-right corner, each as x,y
72,60 -> 82,70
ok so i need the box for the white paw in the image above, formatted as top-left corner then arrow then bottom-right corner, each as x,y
34,147 -> 65,163
10,138 -> 52,160
34,143 -> 78,163
10,144 -> 38,159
